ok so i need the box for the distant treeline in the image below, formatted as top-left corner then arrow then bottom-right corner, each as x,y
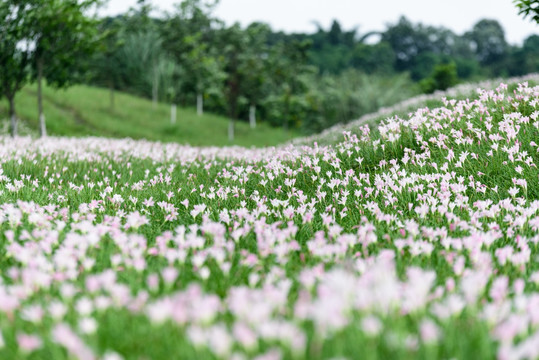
3,0 -> 538,136
87,0 -> 538,133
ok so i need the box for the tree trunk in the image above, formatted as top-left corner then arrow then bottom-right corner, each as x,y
152,65 -> 158,109
171,104 -> 176,125
37,57 -> 46,138
249,104 -> 256,129
8,97 -> 17,138
283,97 -> 290,132
228,118 -> 234,142
197,93 -> 203,116
109,81 -> 115,110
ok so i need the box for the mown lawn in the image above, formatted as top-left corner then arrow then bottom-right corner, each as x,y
0,84 -> 298,147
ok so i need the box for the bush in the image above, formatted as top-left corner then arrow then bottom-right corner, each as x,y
420,62 -> 458,93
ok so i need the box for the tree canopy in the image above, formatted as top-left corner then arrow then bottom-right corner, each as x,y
2,0 -> 538,137
514,0 -> 539,23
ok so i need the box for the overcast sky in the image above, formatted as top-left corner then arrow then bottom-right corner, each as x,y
100,0 -> 538,45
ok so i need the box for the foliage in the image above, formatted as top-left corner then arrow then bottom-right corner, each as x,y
507,35 -> 539,77
88,17 -> 126,109
420,62 -> 459,93
0,1 -> 33,137
27,0 -> 103,88
351,42 -> 396,74
238,23 -> 273,108
160,0 -> 224,106
0,81 -> 539,359
83,7 -> 537,134
514,0 -> 539,23
23,0 -> 103,137
465,19 -> 508,68
3,0 -> 538,137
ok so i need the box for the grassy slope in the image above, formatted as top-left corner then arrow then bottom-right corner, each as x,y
292,74 -> 539,147
1,81 -> 538,359
0,84 -> 298,147
1,76 -> 539,359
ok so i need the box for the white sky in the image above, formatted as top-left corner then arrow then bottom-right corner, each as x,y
100,0 -> 538,45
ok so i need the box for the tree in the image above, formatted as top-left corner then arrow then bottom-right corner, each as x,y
382,16 -> 430,72
123,0 -> 154,34
91,18 -> 125,110
409,52 -> 442,80
465,19 -> 508,71
239,23 -> 272,129
522,34 -> 539,72
420,62 -> 458,93
161,0 -> 223,115
382,17 -> 462,79
186,35 -> 225,116
0,1 -> 32,137
154,56 -> 181,124
220,24 -> 248,141
351,42 -> 395,74
266,39 -> 313,131
507,34 -> 539,75
306,20 -> 357,74
123,0 -> 167,107
26,0 -> 102,137
514,0 -> 539,23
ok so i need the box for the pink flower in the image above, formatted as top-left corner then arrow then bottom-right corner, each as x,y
147,273 -> 159,291
233,322 -> 258,349
52,324 -> 95,360
419,319 -> 441,344
124,211 -> 149,230
17,333 -> 42,352
162,267 -> 178,286
143,197 -> 155,207
190,204 -> 207,218
361,316 -> 383,336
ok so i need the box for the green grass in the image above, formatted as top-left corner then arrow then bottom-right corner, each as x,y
1,78 -> 539,360
295,76 -> 539,147
0,84 -> 298,147
0,152 -> 499,360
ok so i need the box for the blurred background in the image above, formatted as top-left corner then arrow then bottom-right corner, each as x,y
1,0 -> 538,145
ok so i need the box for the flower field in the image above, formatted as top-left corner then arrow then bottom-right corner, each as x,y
1,80 -> 539,360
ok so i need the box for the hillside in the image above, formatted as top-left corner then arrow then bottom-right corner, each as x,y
0,84 -> 298,147
292,73 -> 539,146
1,78 -> 539,359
